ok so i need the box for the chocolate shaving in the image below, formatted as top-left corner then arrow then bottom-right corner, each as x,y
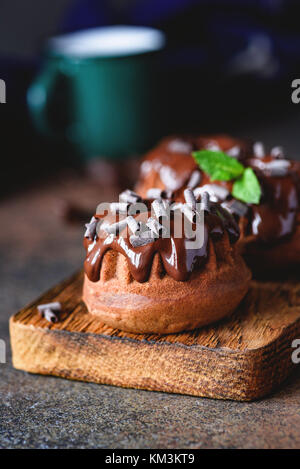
130,231 -> 155,247
152,199 -> 168,220
119,189 -> 141,204
270,146 -> 285,159
187,171 -> 202,189
171,202 -> 183,211
184,188 -> 196,209
44,309 -> 58,323
182,204 -> 197,224
226,146 -> 240,158
146,188 -> 163,199
159,166 -> 180,191
161,198 -> 170,210
194,184 -> 229,202
205,142 -> 221,152
38,302 -> 61,312
253,142 -> 265,158
104,218 -> 128,235
110,202 -> 129,214
128,202 -> 148,216
222,200 -> 248,217
137,221 -> 149,233
37,302 -> 62,323
146,217 -> 165,237
200,192 -> 211,213
84,216 -> 98,240
261,160 -> 290,177
168,139 -> 192,154
126,216 -> 140,235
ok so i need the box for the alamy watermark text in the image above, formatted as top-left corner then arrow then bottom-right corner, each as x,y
0,79 -> 6,103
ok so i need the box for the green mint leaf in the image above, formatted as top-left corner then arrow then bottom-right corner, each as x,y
192,150 -> 244,181
232,168 -> 262,204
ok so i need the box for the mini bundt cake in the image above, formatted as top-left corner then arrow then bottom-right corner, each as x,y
135,134 -> 252,196
135,135 -> 300,274
82,190 -> 251,334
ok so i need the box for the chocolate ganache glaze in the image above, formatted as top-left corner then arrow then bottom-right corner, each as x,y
84,192 -> 240,284
136,136 -> 300,246
245,160 -> 299,243
137,135 -> 252,192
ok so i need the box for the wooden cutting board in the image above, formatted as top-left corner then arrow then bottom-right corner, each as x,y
9,271 -> 300,401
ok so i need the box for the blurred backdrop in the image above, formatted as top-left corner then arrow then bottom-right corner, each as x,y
1,0 -> 300,196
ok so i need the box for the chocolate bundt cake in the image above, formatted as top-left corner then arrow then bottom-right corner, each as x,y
136,135 -> 300,273
135,134 -> 252,195
83,190 -> 251,334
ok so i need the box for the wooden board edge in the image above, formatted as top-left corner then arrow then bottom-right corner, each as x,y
9,314 -> 300,402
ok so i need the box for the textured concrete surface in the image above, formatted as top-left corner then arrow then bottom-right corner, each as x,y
1,171 -> 300,449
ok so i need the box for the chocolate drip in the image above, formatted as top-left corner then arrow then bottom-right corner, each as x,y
83,202 -> 239,284
249,170 -> 299,243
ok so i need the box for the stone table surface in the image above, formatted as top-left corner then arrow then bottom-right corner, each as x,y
1,169 -> 300,449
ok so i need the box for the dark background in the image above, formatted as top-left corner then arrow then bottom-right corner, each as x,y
1,0 -> 300,197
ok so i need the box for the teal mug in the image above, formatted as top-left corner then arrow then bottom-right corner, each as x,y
27,26 -> 166,160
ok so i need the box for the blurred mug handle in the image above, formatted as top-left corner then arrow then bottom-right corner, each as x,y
27,60 -> 72,139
